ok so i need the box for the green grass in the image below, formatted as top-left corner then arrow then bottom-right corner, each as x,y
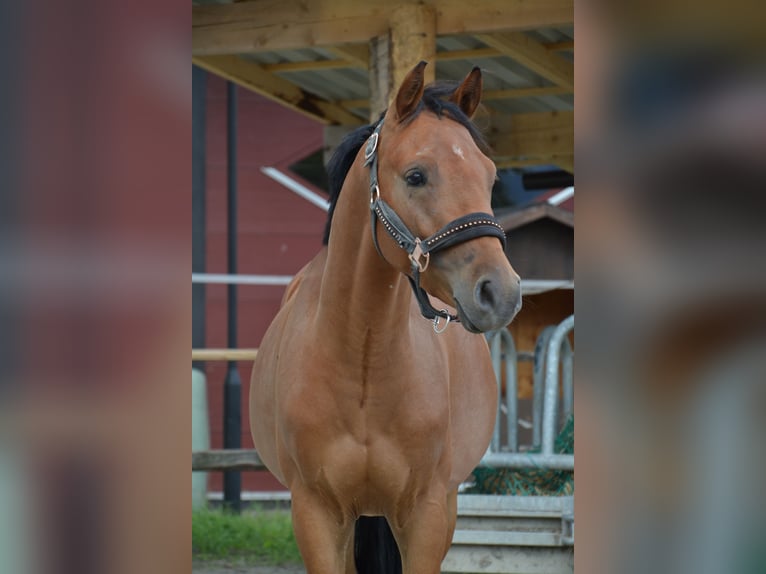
192,506 -> 302,565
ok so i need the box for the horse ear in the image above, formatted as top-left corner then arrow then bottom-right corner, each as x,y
451,66 -> 483,118
394,61 -> 428,122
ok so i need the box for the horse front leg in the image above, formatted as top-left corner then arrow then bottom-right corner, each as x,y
290,484 -> 353,574
392,486 -> 458,574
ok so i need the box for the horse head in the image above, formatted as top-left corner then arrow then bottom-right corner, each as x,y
371,62 -> 521,333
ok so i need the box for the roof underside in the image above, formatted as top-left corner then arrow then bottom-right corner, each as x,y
193,0 -> 574,173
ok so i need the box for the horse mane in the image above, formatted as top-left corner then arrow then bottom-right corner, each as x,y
321,81 -> 489,245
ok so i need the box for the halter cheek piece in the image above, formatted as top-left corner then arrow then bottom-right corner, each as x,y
363,120 -> 507,332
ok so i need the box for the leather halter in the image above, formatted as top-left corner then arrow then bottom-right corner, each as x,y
363,119 -> 507,331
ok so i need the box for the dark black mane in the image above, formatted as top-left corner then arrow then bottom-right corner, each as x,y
322,81 -> 488,245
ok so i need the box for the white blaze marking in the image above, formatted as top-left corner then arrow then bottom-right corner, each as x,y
452,144 -> 465,160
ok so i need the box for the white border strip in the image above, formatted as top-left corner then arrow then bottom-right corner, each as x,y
547,186 -> 574,206
261,166 -> 330,212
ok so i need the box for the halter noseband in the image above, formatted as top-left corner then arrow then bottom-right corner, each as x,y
363,119 -> 507,332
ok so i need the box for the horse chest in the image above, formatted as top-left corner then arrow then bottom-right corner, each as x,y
281,362 -> 451,482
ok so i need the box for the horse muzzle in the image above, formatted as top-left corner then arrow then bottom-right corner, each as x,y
454,268 -> 521,333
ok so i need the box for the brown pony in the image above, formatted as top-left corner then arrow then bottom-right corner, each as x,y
250,62 -> 521,574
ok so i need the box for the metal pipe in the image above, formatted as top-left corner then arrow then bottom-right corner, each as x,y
532,326 -> 555,449
489,329 -> 518,452
192,65 -> 207,373
223,81 -> 241,512
503,331 -> 518,452
489,330 -> 502,452
481,452 -> 574,470
192,273 -> 293,285
261,167 -> 330,211
541,315 -> 574,455
560,337 -> 574,425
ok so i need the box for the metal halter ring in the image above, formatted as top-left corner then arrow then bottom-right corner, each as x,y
370,184 -> 380,205
432,312 -> 451,334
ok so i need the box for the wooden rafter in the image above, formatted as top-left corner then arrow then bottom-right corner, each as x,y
263,58 -> 361,73
435,47 -> 500,62
261,45 -> 574,74
193,0 -> 574,56
475,32 -> 574,90
326,44 -> 370,69
545,40 -> 574,52
192,55 -> 364,126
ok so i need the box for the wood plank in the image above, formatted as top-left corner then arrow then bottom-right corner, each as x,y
193,0 -> 573,56
545,40 -> 574,52
192,449 -> 266,471
192,348 -> 258,362
553,154 -> 574,174
443,545 -> 573,573
495,155 -> 574,173
368,35 -> 392,121
451,530 -> 562,547
488,111 -> 573,159
457,494 -> 573,514
476,32 -> 574,90
192,55 -> 364,126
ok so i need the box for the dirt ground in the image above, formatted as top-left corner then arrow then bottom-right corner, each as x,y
192,560 -> 305,574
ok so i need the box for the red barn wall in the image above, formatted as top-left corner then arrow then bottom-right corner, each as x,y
203,77 -> 327,493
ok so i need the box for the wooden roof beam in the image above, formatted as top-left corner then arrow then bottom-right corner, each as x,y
475,32 -> 574,90
326,44 -> 370,69
263,58 -> 361,73
545,40 -> 574,52
193,0 -> 573,56
192,55 -> 365,126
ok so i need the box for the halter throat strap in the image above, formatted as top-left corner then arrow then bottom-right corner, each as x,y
363,120 -> 507,327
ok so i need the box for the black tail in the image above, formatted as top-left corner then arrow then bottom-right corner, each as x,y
354,516 -> 402,574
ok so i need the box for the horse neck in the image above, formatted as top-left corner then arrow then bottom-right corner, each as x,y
317,156 -> 413,354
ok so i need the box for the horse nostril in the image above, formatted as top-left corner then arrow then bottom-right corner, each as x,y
475,279 -> 496,311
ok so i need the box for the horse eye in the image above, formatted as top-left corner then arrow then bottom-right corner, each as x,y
405,170 -> 427,187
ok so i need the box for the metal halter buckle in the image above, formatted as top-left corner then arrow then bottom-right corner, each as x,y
432,312 -> 451,334
363,132 -> 379,165
409,238 -> 430,272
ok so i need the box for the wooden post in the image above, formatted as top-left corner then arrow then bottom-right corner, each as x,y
389,3 -> 436,94
369,3 -> 436,121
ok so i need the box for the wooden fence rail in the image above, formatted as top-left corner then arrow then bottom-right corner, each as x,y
192,349 -> 259,361
192,449 -> 266,471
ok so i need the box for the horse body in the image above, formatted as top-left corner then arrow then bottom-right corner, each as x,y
250,62 -> 521,573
